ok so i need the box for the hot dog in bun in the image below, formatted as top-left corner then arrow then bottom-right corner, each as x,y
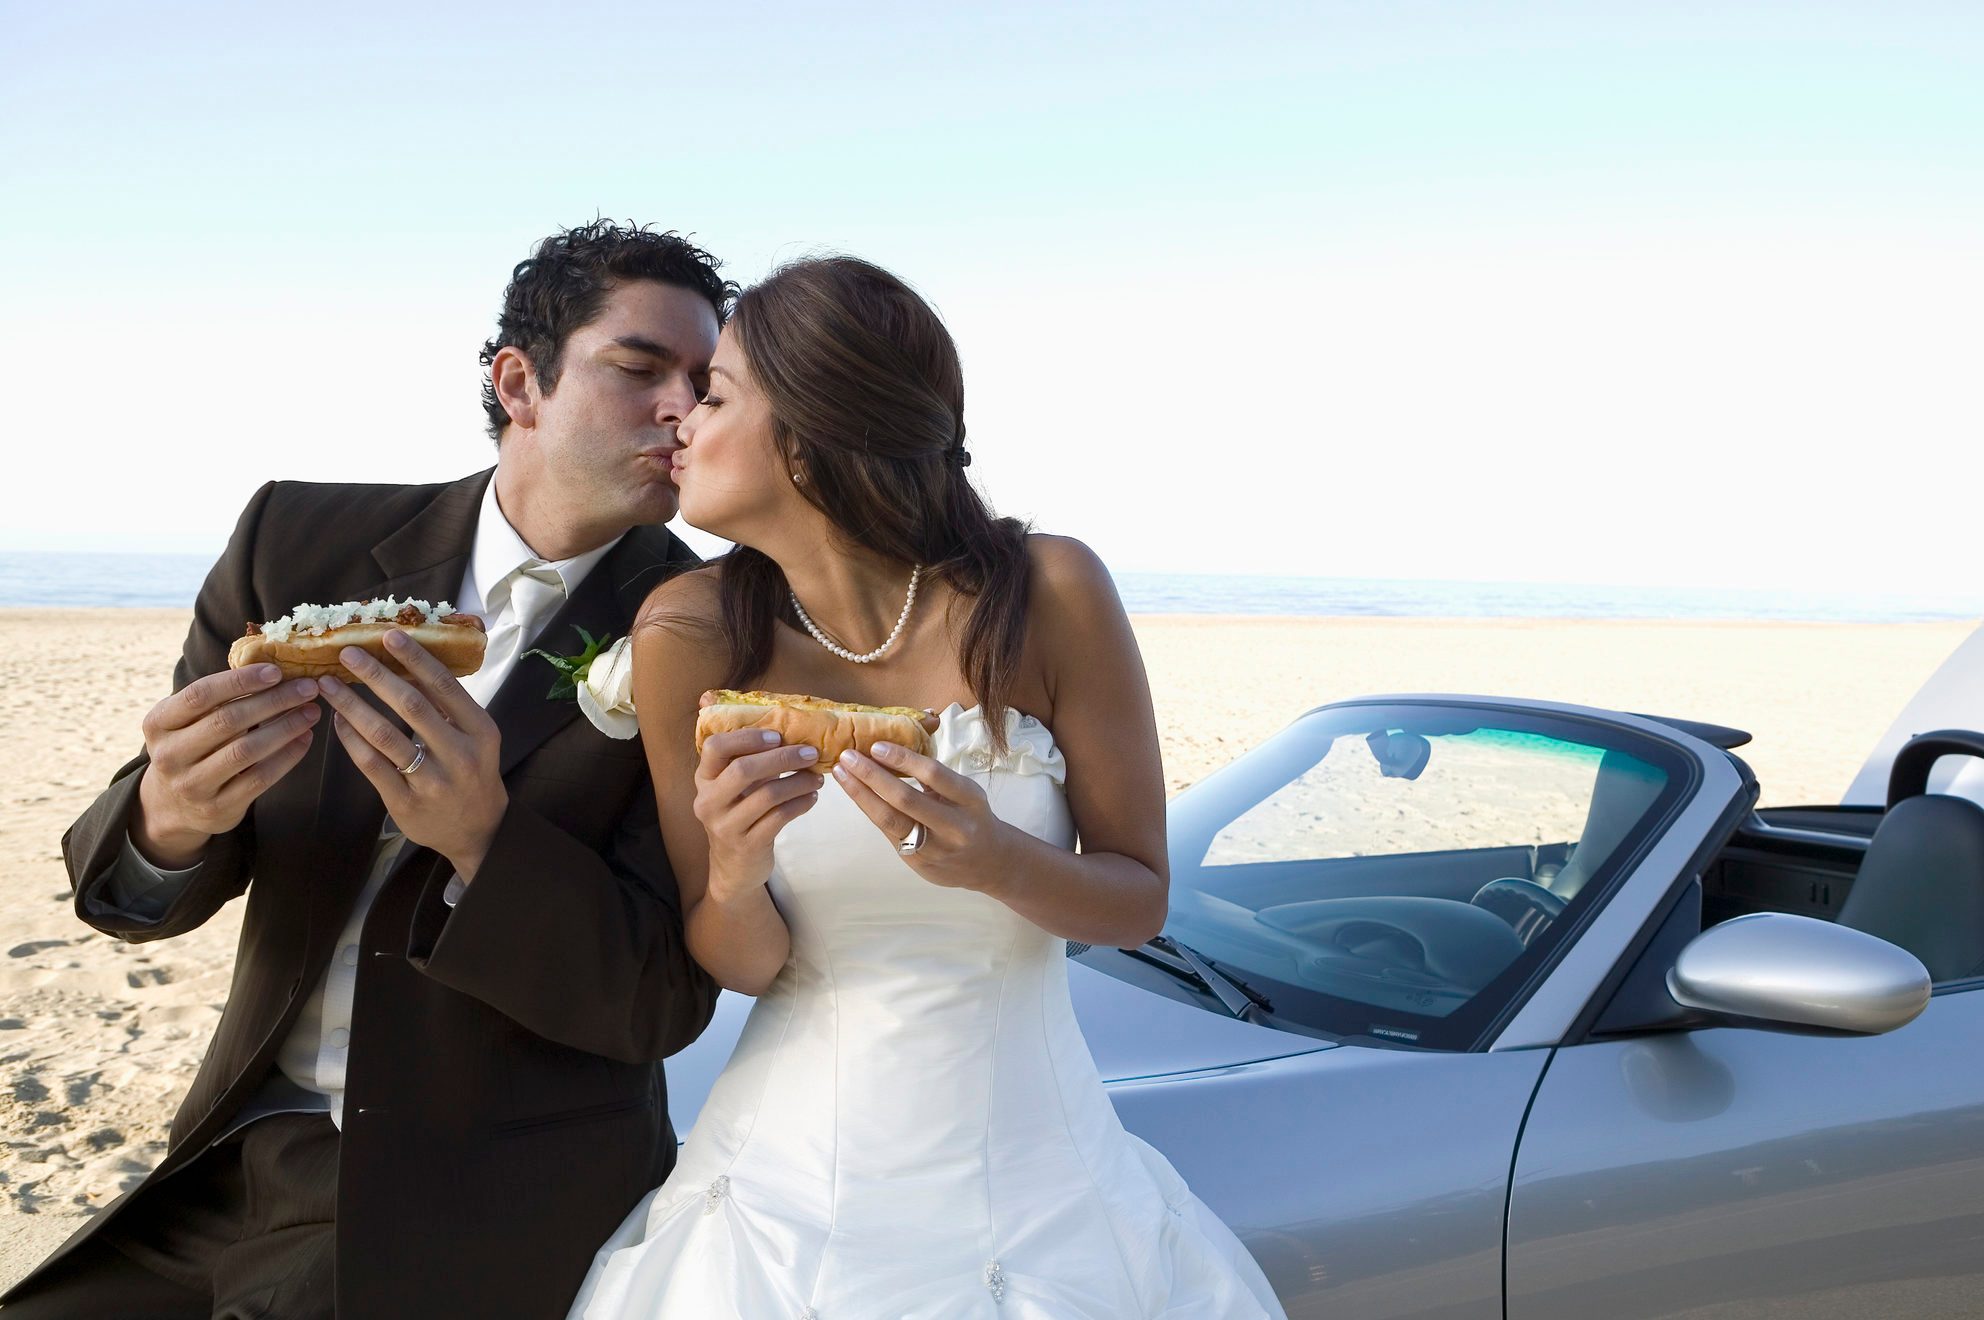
695,689 -> 938,765
227,598 -> 487,683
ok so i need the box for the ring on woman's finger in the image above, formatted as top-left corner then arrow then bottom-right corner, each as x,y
397,740 -> 427,776
897,821 -> 926,856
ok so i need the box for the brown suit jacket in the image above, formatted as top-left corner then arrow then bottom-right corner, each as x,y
9,469 -> 718,1319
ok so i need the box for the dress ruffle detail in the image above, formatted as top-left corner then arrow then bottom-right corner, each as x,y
568,1183 -> 822,1318
931,704 -> 1067,783
574,1170 -> 1281,1319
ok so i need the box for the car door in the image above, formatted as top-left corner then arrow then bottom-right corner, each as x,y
1506,899 -> 1984,1317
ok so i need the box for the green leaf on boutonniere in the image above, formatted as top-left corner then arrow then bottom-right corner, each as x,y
526,626 -> 617,702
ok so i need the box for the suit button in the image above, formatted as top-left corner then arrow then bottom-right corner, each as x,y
328,1028 -> 350,1049
342,945 -> 359,967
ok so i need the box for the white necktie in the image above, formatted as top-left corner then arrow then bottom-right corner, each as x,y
463,560 -> 567,707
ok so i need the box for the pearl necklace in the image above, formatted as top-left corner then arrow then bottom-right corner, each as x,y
790,565 -> 922,664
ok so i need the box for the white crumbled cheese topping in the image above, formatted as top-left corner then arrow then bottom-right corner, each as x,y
260,597 -> 457,644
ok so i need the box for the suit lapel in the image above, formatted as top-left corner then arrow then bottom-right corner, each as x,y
306,470 -> 493,946
364,467 -> 491,605
485,524 -> 689,776
341,466 -> 493,744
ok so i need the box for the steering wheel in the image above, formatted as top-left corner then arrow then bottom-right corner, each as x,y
1470,877 -> 1566,946
1256,896 -> 1527,998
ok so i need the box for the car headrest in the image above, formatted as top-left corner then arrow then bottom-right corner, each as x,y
1837,794 -> 1984,983
1549,750 -> 1666,900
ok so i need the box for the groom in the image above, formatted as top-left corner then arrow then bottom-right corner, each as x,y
2,222 -> 728,1319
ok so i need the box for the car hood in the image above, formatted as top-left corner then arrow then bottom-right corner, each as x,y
1066,959 -> 1333,1081
1844,620 -> 1984,807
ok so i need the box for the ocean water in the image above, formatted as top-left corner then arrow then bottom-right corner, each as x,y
1110,571 -> 1984,625
2,552 -> 1979,624
0,552 -> 220,608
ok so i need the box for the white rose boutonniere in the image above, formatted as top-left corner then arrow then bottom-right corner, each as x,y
526,629 -> 639,740
577,635 -> 639,739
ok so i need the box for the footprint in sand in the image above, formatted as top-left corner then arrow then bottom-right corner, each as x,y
6,939 -> 71,958
125,967 -> 174,989
11,1073 -> 50,1105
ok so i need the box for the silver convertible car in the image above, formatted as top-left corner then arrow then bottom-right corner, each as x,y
663,626 -> 1984,1318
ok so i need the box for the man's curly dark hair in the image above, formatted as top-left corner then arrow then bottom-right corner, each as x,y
478,220 -> 738,443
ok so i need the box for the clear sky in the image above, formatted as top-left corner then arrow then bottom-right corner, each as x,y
7,1 -> 1981,595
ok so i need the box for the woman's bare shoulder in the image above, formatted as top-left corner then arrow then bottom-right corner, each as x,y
635,565 -> 724,633
632,566 -> 730,697
1024,533 -> 1118,609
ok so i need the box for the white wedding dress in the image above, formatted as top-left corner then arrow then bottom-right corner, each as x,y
567,705 -> 1287,1319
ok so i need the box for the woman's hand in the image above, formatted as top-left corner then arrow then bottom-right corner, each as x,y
693,728 -> 825,904
832,740 -> 1015,892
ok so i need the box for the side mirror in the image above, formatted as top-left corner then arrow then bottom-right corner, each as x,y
1667,913 -> 1931,1036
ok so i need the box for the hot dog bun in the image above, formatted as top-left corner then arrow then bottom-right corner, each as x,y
695,690 -> 938,765
228,598 -> 487,684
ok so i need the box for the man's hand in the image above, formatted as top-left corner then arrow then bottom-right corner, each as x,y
133,665 -> 324,869
318,631 -> 507,882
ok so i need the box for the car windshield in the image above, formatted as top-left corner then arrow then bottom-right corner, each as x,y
1152,702 -> 1695,1051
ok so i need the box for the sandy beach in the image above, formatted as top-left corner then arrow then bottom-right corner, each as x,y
1,607 -> 1974,1287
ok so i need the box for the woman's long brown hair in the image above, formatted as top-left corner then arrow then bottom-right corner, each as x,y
717,256 -> 1031,748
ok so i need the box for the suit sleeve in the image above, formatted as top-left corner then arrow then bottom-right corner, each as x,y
86,833 -> 204,923
404,776 -> 719,1065
62,481 -> 275,941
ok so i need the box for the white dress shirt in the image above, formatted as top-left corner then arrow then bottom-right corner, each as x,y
105,475 -> 624,1130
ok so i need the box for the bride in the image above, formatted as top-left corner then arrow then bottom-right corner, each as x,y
567,256 -> 1285,1319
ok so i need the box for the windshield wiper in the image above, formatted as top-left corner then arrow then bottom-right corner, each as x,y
1139,935 -> 1274,1021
